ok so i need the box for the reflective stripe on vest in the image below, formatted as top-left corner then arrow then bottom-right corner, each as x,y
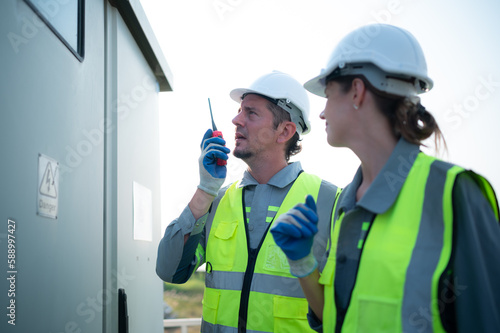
201,321 -> 267,333
203,172 -> 322,332
205,271 -> 306,298
319,153 -> 499,332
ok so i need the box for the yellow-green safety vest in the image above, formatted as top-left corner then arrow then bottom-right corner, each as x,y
202,172 -> 323,333
320,153 -> 499,332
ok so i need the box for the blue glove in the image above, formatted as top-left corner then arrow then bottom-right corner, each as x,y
198,129 -> 230,196
271,195 -> 319,277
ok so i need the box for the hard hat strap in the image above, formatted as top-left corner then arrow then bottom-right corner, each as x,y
325,63 -> 420,97
276,99 -> 308,134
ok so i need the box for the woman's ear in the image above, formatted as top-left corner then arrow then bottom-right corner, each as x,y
352,78 -> 366,109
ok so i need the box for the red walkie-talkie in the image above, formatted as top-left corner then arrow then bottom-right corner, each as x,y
208,98 -> 227,166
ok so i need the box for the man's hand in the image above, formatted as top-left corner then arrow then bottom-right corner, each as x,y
198,129 -> 230,196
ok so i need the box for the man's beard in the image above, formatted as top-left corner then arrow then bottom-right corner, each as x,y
233,149 -> 253,161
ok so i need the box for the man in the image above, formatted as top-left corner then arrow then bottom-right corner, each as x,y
156,71 -> 339,332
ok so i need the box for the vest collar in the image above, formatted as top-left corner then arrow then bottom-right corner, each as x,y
238,161 -> 303,189
339,138 -> 420,215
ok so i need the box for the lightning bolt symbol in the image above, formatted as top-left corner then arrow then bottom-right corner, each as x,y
46,167 -> 52,193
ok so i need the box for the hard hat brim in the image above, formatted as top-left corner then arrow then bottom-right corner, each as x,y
230,88 -> 257,103
304,72 -> 329,98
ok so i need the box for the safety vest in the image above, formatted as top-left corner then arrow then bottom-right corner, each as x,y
319,153 -> 499,332
202,172 -> 323,333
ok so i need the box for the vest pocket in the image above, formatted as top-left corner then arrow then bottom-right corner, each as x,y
214,220 -> 238,239
262,243 -> 291,273
212,221 -> 239,270
202,287 -> 220,325
273,295 -> 311,332
356,295 -> 398,333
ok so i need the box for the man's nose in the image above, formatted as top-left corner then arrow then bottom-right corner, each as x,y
232,111 -> 244,127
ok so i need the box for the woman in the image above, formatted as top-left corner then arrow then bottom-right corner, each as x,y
271,24 -> 500,332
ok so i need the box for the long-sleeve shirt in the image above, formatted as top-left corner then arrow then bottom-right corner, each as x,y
308,139 -> 500,332
156,161 -> 339,284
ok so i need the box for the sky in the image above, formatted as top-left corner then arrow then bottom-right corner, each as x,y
138,0 -> 500,230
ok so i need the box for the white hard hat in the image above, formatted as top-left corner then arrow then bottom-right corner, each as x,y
304,24 -> 433,98
230,70 -> 311,134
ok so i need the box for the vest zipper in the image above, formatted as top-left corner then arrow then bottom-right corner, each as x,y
238,187 -> 273,333
335,213 -> 376,332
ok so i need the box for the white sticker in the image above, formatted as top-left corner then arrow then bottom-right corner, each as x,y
133,181 -> 153,242
37,154 -> 59,219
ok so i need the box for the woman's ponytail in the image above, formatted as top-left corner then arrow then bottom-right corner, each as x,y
394,98 -> 446,152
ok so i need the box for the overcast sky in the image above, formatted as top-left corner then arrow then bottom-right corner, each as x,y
139,0 -> 500,230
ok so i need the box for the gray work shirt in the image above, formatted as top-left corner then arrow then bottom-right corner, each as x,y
156,161 -> 338,284
308,139 -> 500,332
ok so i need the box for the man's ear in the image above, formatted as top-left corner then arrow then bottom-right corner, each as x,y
277,121 -> 297,144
